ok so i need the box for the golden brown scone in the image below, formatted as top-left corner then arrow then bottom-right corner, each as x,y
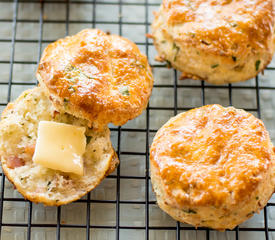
150,104 -> 275,230
151,0 -> 275,84
37,29 -> 154,129
0,87 -> 119,206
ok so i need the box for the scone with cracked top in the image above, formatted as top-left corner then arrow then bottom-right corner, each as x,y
151,0 -> 275,84
150,104 -> 275,230
37,28 -> 154,129
0,87 -> 118,206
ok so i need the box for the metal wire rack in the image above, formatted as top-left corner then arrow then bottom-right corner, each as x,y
0,0 -> 275,239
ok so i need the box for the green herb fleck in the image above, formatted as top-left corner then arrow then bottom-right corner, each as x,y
65,64 -> 94,83
119,86 -> 130,96
86,136 -> 92,144
189,32 -> 196,38
47,181 -> 51,187
64,98 -> 69,103
232,56 -> 237,62
201,40 -> 210,46
68,85 -> 75,92
230,22 -> 238,27
166,60 -> 172,68
173,43 -> 180,61
173,43 -> 178,49
255,60 -> 261,71
65,64 -> 74,72
183,209 -> 197,214
23,93 -> 28,98
27,135 -> 32,139
161,40 -> 166,44
211,64 -> 219,69
256,196 -> 259,200
246,211 -> 255,217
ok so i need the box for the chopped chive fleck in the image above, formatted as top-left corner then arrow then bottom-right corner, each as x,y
173,43 -> 180,61
119,86 -> 130,96
183,209 -> 197,214
255,60 -> 261,71
246,211 -> 255,217
68,85 -> 75,92
230,22 -> 238,27
47,181 -> 51,186
256,196 -> 259,200
27,135 -> 32,139
86,136 -> 92,144
166,60 -> 172,68
211,64 -> 219,68
23,93 -> 28,98
232,56 -> 237,62
201,40 -> 210,45
65,64 -> 74,72
64,98 -> 69,103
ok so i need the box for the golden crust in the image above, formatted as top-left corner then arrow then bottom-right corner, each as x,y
37,29 -> 154,129
150,104 -> 275,229
151,0 -> 275,84
162,0 -> 274,57
0,87 -> 119,206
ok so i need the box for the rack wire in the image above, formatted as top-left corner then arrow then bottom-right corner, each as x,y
0,0 -> 274,239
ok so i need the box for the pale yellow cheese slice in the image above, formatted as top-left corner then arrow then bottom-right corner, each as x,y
33,121 -> 86,175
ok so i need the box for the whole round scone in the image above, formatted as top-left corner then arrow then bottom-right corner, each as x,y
37,29 -> 154,129
0,87 -> 118,206
151,0 -> 275,84
150,104 -> 275,230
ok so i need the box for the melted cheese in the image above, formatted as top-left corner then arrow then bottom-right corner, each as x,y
33,121 -> 86,175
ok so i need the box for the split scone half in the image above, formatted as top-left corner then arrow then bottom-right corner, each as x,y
151,0 -> 275,84
0,87 -> 118,206
150,104 -> 275,230
37,28 -> 154,129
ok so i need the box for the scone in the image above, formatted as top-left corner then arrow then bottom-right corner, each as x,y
37,29 -> 154,129
151,0 -> 275,84
150,104 -> 275,230
0,87 -> 118,206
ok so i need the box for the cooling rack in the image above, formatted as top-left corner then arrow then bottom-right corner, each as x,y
0,0 -> 275,239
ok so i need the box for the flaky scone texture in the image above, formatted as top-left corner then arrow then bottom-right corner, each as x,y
150,104 -> 275,230
151,0 -> 275,84
37,28 -> 153,129
0,87 -> 119,206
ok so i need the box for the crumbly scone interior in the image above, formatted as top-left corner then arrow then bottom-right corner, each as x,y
0,88 -> 114,204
